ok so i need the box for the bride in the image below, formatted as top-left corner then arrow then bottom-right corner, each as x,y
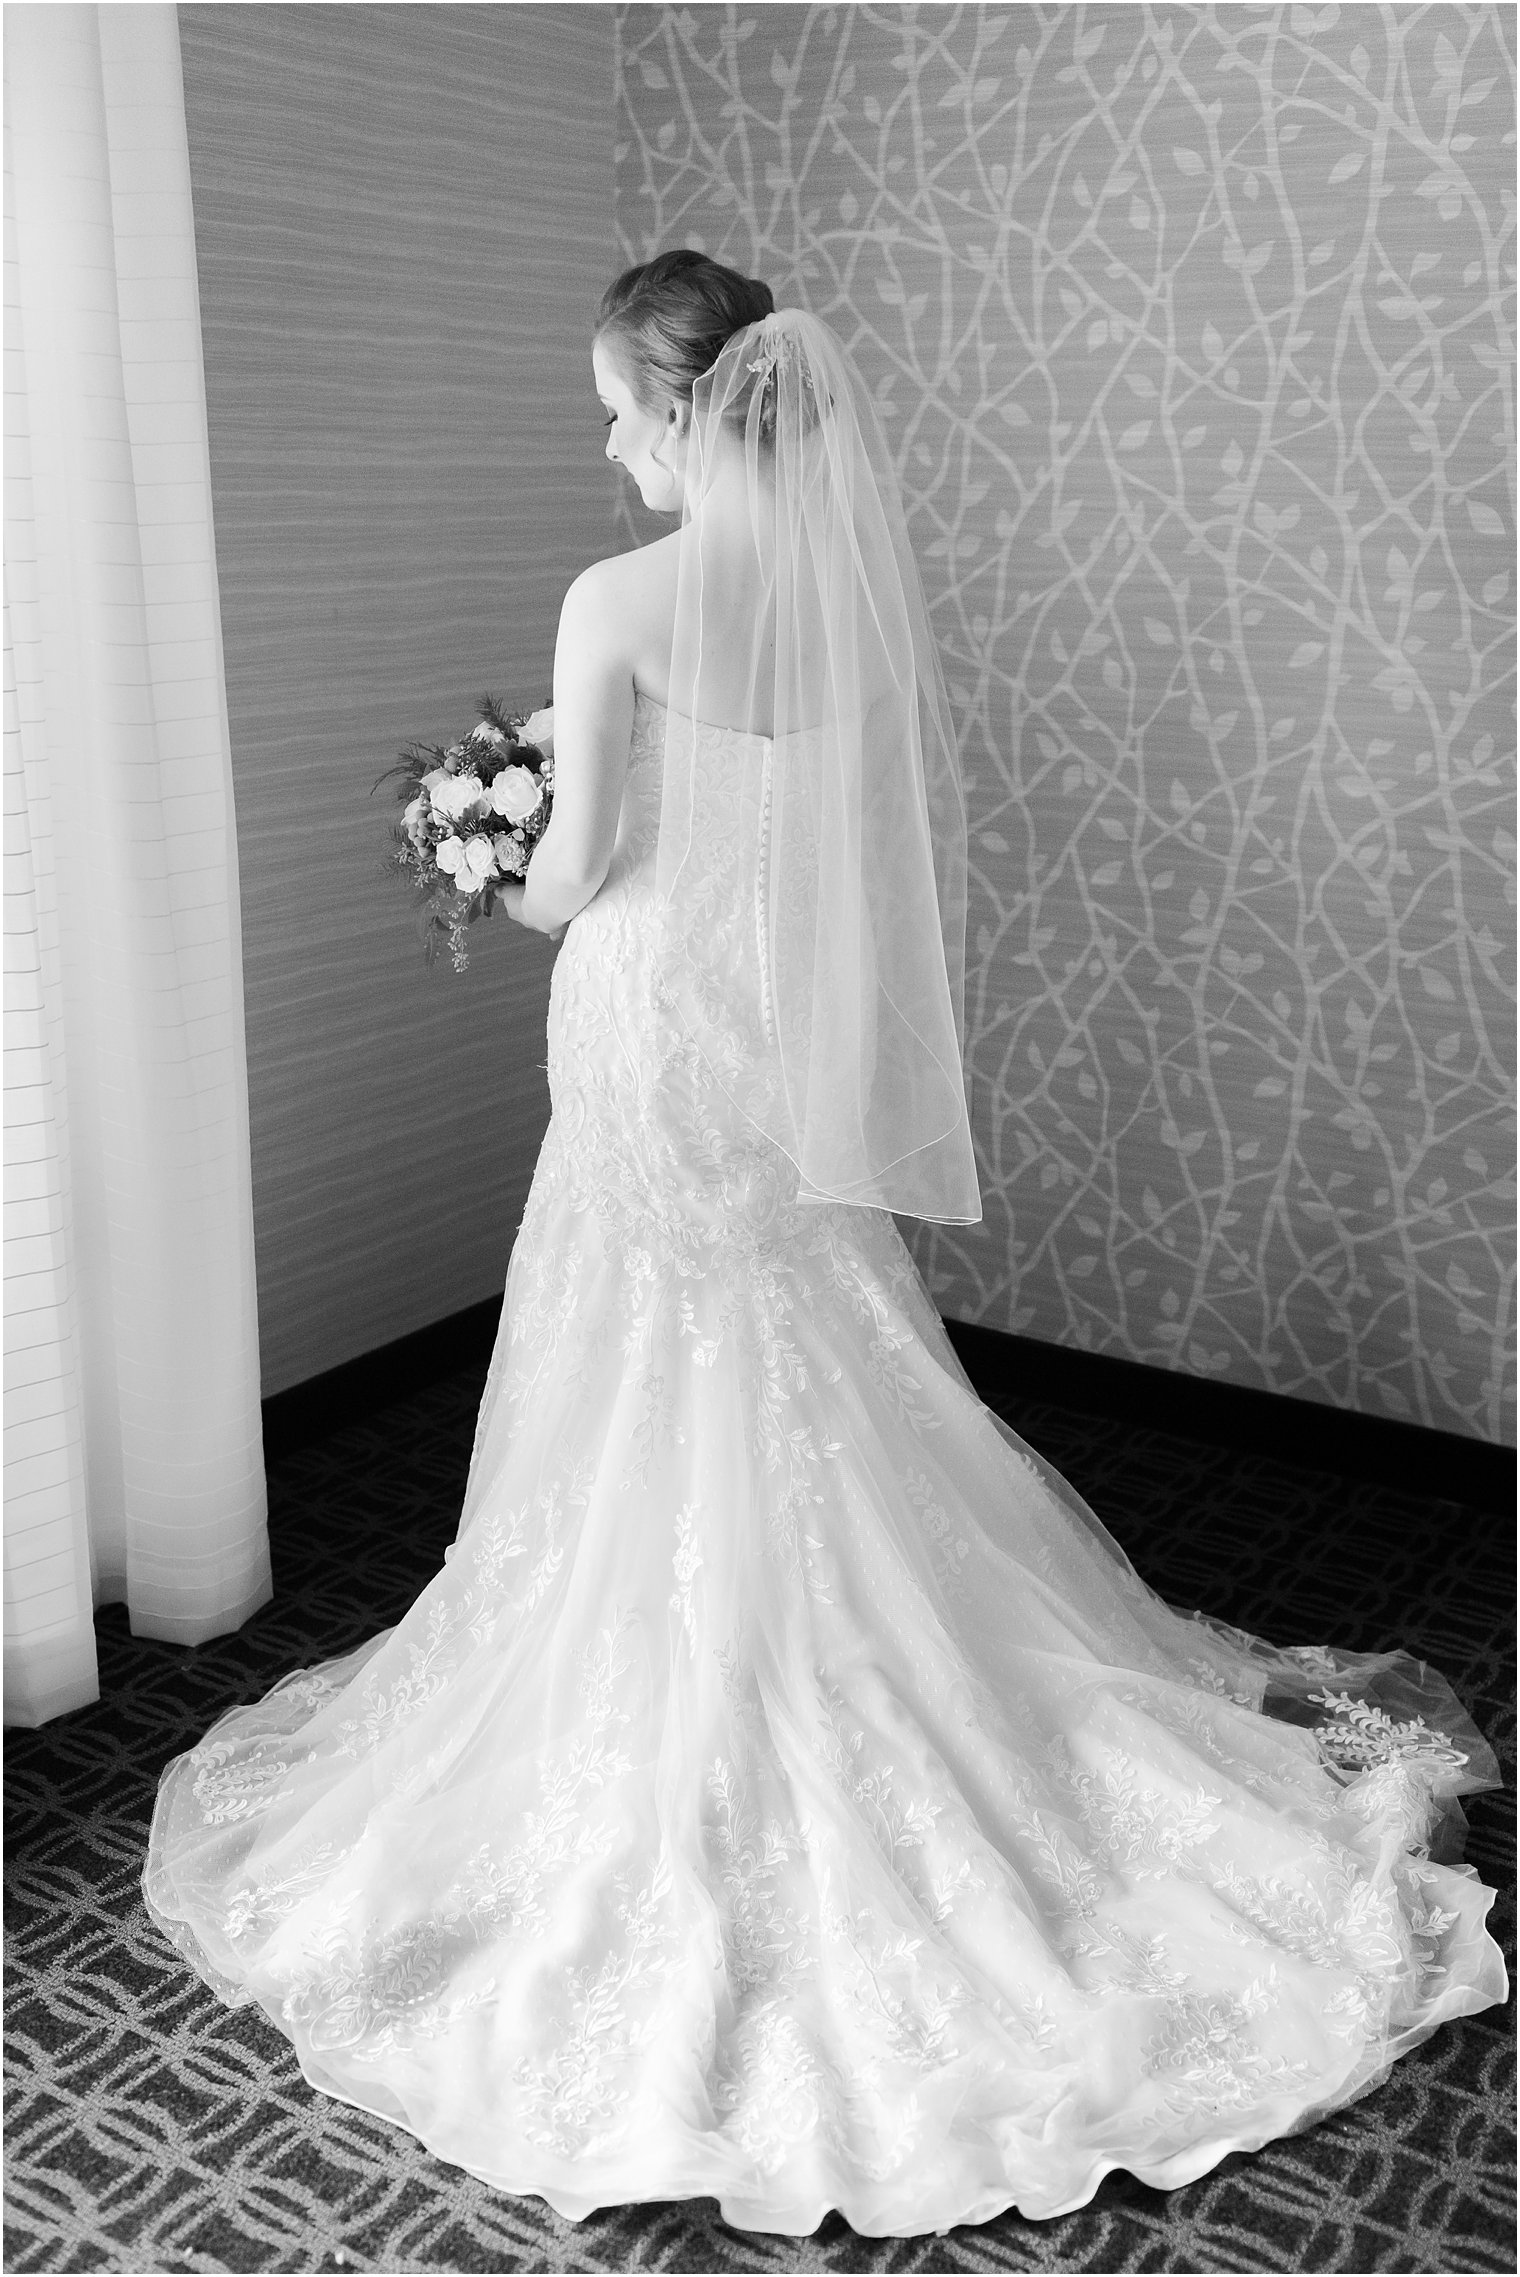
145,251 -> 1506,2239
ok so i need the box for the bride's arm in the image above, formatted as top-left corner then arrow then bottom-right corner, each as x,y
503,561 -> 635,935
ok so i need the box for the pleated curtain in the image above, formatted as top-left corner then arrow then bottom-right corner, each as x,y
4,2 -> 270,1726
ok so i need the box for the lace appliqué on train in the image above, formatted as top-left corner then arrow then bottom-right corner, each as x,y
143,692 -> 1507,2236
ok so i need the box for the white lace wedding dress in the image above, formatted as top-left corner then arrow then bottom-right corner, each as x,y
146,693 -> 1506,2237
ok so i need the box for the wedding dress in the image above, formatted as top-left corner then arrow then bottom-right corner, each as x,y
145,687 -> 1506,2238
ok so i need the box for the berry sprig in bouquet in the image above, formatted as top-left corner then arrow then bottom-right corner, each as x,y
377,696 -> 554,971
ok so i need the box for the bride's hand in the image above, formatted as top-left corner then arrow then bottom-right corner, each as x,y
497,881 -> 564,940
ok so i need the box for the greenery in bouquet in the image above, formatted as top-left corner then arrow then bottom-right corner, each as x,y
377,695 -> 554,971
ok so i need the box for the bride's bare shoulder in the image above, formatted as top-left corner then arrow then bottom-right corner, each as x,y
564,532 -> 679,623
559,532 -> 679,691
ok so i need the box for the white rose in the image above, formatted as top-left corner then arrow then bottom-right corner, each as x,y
420,767 -> 447,792
470,721 -> 507,747
435,835 -> 466,879
491,765 -> 543,823
431,772 -> 485,823
402,794 -> 426,840
460,834 -> 497,888
519,706 -> 554,757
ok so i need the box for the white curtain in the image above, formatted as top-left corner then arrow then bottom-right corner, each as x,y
4,2 -> 270,1726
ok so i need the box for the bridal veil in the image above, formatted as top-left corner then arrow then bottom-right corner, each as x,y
654,309 -> 983,1226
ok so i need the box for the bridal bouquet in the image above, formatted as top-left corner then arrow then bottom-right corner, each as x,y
378,696 -> 554,970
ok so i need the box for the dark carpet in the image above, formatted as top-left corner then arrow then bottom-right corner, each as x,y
5,1324 -> 1514,2276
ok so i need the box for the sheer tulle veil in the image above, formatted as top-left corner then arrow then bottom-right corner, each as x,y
654,308 -> 983,1224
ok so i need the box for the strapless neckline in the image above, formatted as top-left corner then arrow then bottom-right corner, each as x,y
633,688 -> 801,749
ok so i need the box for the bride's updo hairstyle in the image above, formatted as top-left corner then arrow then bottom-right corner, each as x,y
595,249 -> 781,440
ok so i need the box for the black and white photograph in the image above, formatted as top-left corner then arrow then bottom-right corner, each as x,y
4,3 -> 1514,2272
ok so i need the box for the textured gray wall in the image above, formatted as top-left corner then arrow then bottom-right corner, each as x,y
615,1 -> 1517,1442
178,3 -> 618,1396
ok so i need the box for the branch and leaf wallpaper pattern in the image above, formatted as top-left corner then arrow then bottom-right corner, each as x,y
614,1 -> 1516,1442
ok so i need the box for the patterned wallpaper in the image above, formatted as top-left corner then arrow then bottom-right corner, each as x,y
615,1 -> 1517,1443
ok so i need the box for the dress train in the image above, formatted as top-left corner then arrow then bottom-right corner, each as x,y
145,694 -> 1507,2236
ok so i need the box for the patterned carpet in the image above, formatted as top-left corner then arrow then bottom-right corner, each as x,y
5,1335 -> 1514,2276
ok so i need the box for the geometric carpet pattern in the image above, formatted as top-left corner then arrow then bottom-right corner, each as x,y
6,1352 -> 1514,2274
